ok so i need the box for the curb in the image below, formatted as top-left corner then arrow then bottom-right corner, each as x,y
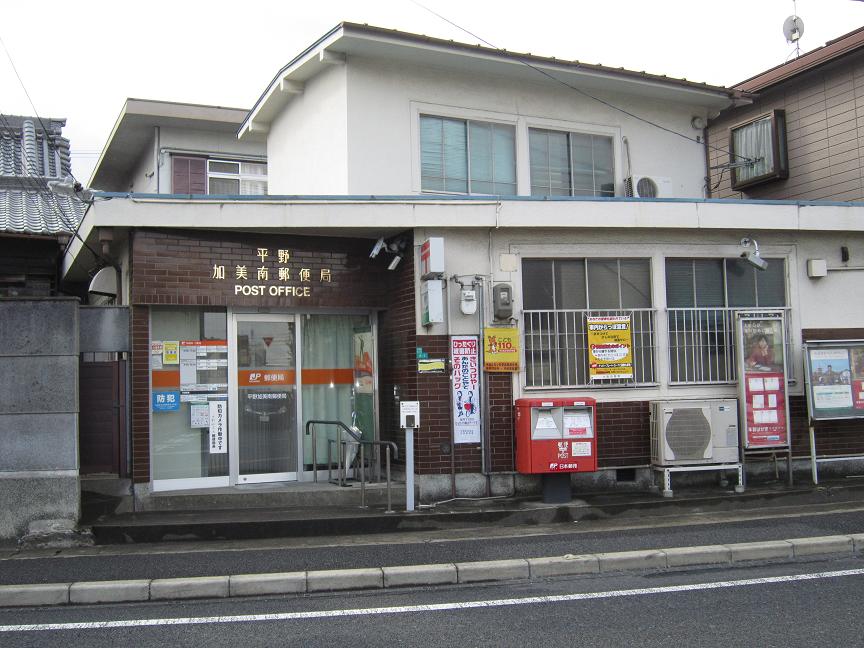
0,533 -> 860,608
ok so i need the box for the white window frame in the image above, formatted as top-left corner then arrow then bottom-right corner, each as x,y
524,117 -> 622,198
207,159 -> 268,196
410,102 -> 520,195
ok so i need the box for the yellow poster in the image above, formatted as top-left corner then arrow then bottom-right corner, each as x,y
484,327 -> 520,372
162,341 -> 180,365
587,315 -> 633,380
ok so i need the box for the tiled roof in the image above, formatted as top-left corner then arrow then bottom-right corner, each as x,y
0,115 -> 85,235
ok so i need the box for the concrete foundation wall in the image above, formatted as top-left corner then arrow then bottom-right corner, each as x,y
0,298 -> 80,540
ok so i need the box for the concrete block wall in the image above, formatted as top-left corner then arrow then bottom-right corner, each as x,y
0,298 -> 80,539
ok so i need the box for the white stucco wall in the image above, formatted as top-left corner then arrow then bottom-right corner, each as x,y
344,55 -> 710,197
266,64 -> 348,195
128,132 -> 157,194
412,224 -> 864,403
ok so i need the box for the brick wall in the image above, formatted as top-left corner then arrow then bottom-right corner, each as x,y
596,401 -> 651,467
131,305 -> 150,483
131,229 -> 394,308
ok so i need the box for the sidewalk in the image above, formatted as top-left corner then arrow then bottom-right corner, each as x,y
85,478 -> 864,544
2,478 -> 863,607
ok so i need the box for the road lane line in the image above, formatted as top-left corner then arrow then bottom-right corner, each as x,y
3,566 -> 864,633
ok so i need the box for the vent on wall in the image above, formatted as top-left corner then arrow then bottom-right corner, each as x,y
650,399 -> 739,466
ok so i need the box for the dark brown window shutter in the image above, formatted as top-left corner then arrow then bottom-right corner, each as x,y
172,156 -> 206,194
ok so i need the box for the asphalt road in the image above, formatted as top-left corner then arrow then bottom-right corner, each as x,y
2,554 -> 862,647
2,501 -> 864,586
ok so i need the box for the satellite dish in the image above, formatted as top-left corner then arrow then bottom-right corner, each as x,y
783,15 -> 804,43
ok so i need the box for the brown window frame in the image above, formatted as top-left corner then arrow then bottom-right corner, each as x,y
729,109 -> 789,191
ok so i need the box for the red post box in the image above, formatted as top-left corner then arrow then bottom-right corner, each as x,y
515,397 -> 598,474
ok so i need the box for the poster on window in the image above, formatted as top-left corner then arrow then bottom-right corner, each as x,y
208,400 -> 227,454
736,313 -> 789,448
586,315 -> 633,380
451,335 -> 481,444
804,342 -> 864,420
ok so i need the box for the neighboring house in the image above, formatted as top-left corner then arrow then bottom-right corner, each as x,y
62,23 -> 864,511
707,26 -> 864,201
0,115 -> 84,294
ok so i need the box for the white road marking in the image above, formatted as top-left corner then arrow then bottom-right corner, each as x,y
3,567 -> 863,633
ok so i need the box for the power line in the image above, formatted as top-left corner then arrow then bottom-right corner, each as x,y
409,0 -> 754,166
0,32 -> 83,186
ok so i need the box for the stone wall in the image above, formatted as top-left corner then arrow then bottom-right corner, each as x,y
0,298 -> 80,540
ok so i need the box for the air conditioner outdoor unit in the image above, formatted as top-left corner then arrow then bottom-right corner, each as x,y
650,399 -> 739,466
624,175 -> 672,198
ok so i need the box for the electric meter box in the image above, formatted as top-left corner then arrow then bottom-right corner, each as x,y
515,397 -> 598,474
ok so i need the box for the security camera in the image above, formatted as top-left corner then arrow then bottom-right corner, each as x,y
369,238 -> 386,259
387,255 -> 402,271
740,237 -> 768,271
741,249 -> 768,271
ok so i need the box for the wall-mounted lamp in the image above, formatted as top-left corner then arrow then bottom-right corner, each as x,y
740,237 -> 768,271
370,235 -> 409,271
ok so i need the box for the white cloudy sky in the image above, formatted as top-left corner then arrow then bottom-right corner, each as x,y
1,0 -> 861,184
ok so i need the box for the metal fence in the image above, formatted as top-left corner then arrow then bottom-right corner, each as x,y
667,307 -> 792,384
523,308 -> 657,387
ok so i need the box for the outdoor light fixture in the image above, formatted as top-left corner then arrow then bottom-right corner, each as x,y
371,235 -> 409,270
740,237 -> 768,271
369,238 -> 386,258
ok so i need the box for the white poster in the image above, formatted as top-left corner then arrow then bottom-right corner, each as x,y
180,343 -> 198,389
564,411 -> 593,438
208,401 -> 227,454
190,403 -> 210,428
451,335 -> 481,444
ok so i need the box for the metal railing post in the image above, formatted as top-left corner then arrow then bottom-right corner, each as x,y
359,443 -> 366,508
311,424 -> 318,483
385,445 -> 393,513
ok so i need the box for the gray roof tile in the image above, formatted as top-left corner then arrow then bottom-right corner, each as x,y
0,115 -> 84,234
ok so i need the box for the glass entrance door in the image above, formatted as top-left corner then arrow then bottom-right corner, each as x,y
234,315 -> 298,483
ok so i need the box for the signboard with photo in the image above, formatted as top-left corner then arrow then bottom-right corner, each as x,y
736,313 -> 790,449
804,342 -> 864,421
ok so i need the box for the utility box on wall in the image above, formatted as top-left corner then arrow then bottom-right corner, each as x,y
515,398 -> 598,474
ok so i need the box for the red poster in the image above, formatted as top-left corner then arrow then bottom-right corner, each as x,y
743,371 -> 788,446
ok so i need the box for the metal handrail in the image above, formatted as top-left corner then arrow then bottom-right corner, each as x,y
305,420 -> 398,512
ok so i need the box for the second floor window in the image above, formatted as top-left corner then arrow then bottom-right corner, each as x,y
420,115 -> 516,195
529,128 -> 614,197
172,156 -> 267,195
208,160 -> 267,195
729,110 -> 788,191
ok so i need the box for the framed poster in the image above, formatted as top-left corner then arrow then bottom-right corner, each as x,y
736,312 -> 790,449
804,341 -> 864,420
451,335 -> 481,444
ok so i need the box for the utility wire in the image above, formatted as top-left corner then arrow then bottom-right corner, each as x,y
410,0 -> 755,166
0,111 -> 108,266
0,32 -> 83,186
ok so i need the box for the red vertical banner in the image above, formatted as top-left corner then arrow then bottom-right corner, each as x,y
737,314 -> 790,448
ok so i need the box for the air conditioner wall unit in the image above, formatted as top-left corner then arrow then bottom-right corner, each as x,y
624,175 -> 673,198
650,399 -> 739,466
